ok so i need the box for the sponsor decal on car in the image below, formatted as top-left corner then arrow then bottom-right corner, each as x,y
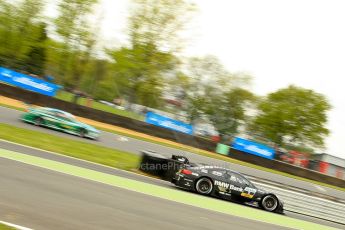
214,180 -> 230,189
61,124 -> 71,129
184,181 -> 191,187
218,187 -> 227,192
229,184 -> 244,192
241,187 -> 257,198
219,191 -> 231,196
215,181 -> 244,193
230,175 -> 237,182
212,171 -> 223,176
240,193 -> 253,198
194,166 -> 227,170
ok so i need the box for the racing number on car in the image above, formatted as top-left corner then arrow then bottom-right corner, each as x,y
241,187 -> 256,199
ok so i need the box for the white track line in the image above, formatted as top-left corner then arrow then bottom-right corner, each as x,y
0,221 -> 33,230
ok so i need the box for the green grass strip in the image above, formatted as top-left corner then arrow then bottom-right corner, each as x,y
0,123 -> 139,171
0,149 -> 337,230
0,224 -> 15,230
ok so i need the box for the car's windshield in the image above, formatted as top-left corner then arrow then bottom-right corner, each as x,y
228,171 -> 255,188
42,108 -> 76,122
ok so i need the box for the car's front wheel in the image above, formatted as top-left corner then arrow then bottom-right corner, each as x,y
261,195 -> 278,212
195,177 -> 213,195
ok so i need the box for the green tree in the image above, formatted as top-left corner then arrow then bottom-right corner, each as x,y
109,43 -> 177,107
250,85 -> 331,149
0,0 -> 45,70
205,88 -> 255,136
24,23 -> 48,76
106,0 -> 195,107
180,56 -> 254,136
53,0 -> 99,88
129,0 -> 196,52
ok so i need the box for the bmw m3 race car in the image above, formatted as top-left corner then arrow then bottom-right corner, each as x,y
21,107 -> 100,139
140,151 -> 284,214
172,163 -> 284,213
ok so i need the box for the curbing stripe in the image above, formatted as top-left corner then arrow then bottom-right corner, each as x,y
0,221 -> 33,230
0,148 -> 338,230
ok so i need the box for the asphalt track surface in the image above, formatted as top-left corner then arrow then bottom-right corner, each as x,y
0,140 -> 344,229
0,156 -> 295,230
1,106 -> 344,200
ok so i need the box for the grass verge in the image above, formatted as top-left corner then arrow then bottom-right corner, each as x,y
0,123 -> 139,171
0,224 -> 15,230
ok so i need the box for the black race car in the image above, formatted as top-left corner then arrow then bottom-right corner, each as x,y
171,162 -> 284,214
140,152 -> 284,214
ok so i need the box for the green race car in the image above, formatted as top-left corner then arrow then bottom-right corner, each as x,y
21,107 -> 100,139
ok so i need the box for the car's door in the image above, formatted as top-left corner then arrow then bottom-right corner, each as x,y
39,110 -> 59,127
54,112 -> 78,132
226,172 -> 257,199
211,170 -> 231,194
225,171 -> 245,196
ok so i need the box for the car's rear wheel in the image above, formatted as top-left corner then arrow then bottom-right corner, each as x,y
79,128 -> 87,138
34,117 -> 43,126
195,177 -> 213,195
261,195 -> 278,212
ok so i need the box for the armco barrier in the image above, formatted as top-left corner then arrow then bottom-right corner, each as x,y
1,83 -> 344,187
229,148 -> 345,187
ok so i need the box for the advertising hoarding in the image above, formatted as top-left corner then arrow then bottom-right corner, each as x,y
145,111 -> 193,135
0,67 -> 61,96
232,137 -> 275,160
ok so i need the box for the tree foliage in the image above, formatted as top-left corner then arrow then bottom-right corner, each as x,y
0,0 -> 46,72
109,43 -> 177,107
250,85 -> 331,149
107,0 -> 195,107
177,55 -> 255,136
0,0 -> 333,151
129,0 -> 196,52
53,0 -> 99,88
205,88 -> 255,136
25,23 -> 48,76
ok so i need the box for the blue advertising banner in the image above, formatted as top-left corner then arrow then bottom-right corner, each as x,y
145,111 -> 193,135
232,137 -> 275,160
0,67 -> 61,96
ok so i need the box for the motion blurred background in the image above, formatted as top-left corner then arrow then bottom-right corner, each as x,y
1,0 -> 344,179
